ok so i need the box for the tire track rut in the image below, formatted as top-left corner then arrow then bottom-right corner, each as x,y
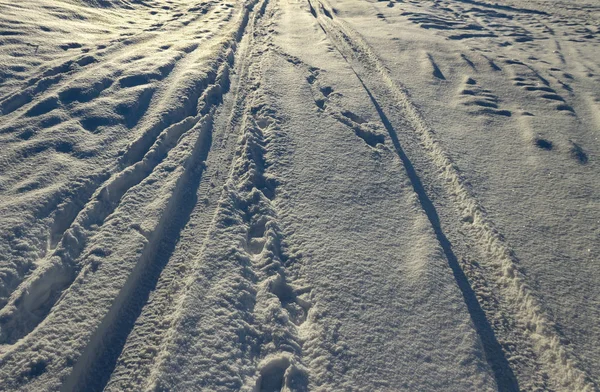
138,4 -> 316,390
0,2 -> 265,390
0,40 -> 239,346
61,4 -> 261,391
103,3 -> 273,389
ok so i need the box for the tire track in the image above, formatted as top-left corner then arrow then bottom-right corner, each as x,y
102,3 -> 271,389
272,38 -> 515,389
59,2 -> 266,391
0,43 -> 238,346
307,0 -> 596,390
356,72 -> 518,392
61,111 -> 215,392
139,4 -> 314,390
0,3 -> 261,391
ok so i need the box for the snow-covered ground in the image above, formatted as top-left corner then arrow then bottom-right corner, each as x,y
0,0 -> 598,390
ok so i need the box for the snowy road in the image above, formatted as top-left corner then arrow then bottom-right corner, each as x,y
0,0 -> 599,390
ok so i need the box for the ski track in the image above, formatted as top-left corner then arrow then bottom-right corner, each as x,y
0,0 -> 599,390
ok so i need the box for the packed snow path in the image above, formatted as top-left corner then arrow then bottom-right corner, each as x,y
0,0 -> 599,390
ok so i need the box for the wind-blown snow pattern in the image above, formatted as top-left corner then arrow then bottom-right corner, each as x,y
0,0 -> 599,391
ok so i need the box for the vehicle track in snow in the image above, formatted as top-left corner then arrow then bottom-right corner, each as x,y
125,3 -> 316,390
102,2 -> 280,390
0,1 -> 268,390
305,0 -> 596,390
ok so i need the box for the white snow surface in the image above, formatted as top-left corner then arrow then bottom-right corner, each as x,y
0,0 -> 599,391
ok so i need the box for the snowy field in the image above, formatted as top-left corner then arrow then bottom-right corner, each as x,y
0,0 -> 599,390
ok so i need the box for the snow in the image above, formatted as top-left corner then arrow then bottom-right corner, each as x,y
0,0 -> 599,391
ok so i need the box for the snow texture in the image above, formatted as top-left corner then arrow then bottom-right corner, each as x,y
0,0 -> 599,391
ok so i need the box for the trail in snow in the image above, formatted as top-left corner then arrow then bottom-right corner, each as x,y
0,0 -> 599,391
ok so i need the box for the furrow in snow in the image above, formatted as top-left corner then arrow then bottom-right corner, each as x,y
0,2 -> 259,391
60,3 -> 263,392
135,3 -> 314,390
103,3 -> 270,390
61,112 -> 216,392
0,45 -> 237,347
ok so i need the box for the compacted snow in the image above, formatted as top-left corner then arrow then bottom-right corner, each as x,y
0,0 -> 598,390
